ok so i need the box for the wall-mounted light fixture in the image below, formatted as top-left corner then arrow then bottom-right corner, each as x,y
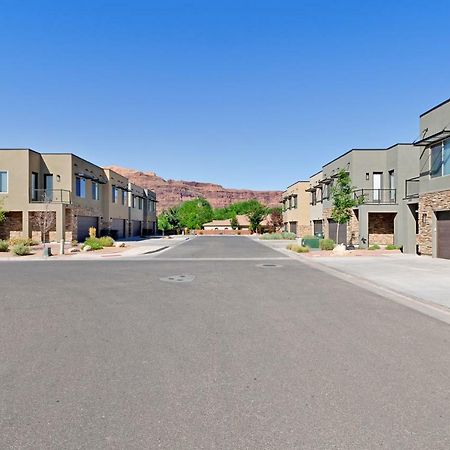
422,213 -> 427,225
365,173 -> 369,181
56,175 -> 61,182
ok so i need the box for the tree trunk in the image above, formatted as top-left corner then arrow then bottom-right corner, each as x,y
336,222 -> 340,244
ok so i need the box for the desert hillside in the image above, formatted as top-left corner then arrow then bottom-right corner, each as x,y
106,166 -> 283,212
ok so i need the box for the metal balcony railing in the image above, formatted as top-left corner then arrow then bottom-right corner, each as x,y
405,177 -> 420,199
30,189 -> 71,204
354,189 -> 397,204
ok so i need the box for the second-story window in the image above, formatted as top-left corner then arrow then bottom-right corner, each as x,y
121,189 -> 126,205
311,191 -> 316,205
0,171 -> 8,193
76,177 -> 86,198
132,195 -> 136,208
138,197 -> 143,210
293,195 -> 298,209
31,172 -> 38,201
112,185 -> 118,203
431,139 -> 450,178
92,181 -> 99,200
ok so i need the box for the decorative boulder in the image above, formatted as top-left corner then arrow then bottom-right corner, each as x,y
82,245 -> 92,252
332,243 -> 347,255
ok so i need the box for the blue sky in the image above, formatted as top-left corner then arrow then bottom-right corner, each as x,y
1,0 -> 449,190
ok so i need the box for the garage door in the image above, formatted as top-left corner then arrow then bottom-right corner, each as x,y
328,219 -> 347,244
437,211 -> 450,259
77,216 -> 99,242
131,220 -> 141,237
111,219 -> 126,239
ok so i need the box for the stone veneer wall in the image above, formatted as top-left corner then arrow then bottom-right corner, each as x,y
418,189 -> 450,256
0,212 -> 23,240
368,213 -> 395,246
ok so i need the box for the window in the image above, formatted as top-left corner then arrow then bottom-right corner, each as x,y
311,191 -> 316,206
138,197 -> 143,210
430,139 -> 450,178
132,195 -> 136,208
388,170 -> 395,202
76,177 -> 86,198
121,189 -> 126,205
31,172 -> 38,200
0,171 -> 8,193
293,195 -> 298,209
112,185 -> 118,203
373,172 -> 382,201
92,181 -> 99,200
44,174 -> 53,201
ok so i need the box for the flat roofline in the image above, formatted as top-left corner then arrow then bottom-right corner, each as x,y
309,169 -> 322,178
420,97 -> 450,118
323,148 -> 385,168
284,180 -> 309,190
0,147 -> 41,155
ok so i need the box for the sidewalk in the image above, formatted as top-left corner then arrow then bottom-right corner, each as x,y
300,252 -> 450,311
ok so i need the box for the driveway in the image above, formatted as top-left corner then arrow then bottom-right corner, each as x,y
1,236 -> 450,449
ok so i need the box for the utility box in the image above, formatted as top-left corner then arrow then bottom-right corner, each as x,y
302,237 -> 320,249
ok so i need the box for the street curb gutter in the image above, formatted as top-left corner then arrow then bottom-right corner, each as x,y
265,243 -> 450,326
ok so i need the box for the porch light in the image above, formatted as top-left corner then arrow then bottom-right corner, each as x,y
365,173 -> 369,180
422,213 -> 427,225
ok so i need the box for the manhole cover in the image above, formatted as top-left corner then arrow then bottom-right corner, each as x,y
256,263 -> 283,268
160,274 -> 195,283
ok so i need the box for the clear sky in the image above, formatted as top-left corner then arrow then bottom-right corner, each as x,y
1,0 -> 449,190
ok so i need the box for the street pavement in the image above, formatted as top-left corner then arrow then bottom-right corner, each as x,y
1,236 -> 450,449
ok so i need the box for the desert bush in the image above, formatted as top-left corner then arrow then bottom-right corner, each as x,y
89,226 -> 97,239
369,244 -> 381,250
385,244 -> 400,250
12,243 -> 31,256
260,232 -> 296,240
0,240 -> 9,252
320,239 -> 335,250
83,237 -> 104,250
98,236 -> 114,247
9,237 -> 38,246
287,243 -> 310,253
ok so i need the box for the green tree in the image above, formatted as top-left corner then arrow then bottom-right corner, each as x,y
213,199 -> 265,220
247,204 -> 268,233
230,215 -> 239,230
176,198 -> 213,230
157,212 -> 171,236
331,169 -> 361,245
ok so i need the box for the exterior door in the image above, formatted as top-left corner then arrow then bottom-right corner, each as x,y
437,211 -> 450,259
328,219 -> 347,244
44,174 -> 53,201
131,220 -> 141,236
111,219 -> 126,239
373,172 -> 382,202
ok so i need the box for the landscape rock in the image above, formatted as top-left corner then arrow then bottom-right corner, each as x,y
332,244 -> 347,255
68,247 -> 80,253
114,242 -> 126,248
82,245 -> 92,252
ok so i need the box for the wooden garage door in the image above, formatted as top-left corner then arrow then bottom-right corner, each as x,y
437,211 -> 450,259
328,219 -> 347,245
77,216 -> 99,242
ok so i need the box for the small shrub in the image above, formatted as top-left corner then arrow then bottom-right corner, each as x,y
71,239 -> 78,246
12,243 -> 31,256
385,244 -> 400,250
260,232 -> 296,240
320,239 -> 335,250
369,244 -> 381,250
83,237 -> 103,250
9,237 -> 38,246
98,236 -> 114,247
0,240 -> 9,252
287,243 -> 310,253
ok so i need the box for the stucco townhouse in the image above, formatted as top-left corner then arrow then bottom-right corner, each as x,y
300,145 -> 421,252
413,98 -> 450,259
0,149 -> 157,242
281,180 -> 310,236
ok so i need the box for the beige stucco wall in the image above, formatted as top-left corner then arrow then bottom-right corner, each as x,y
282,181 -> 310,236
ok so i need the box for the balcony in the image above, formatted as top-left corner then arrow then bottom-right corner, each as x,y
405,177 -> 420,199
30,189 -> 71,204
354,189 -> 397,205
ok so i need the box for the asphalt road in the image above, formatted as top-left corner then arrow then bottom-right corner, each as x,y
1,236 -> 450,449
